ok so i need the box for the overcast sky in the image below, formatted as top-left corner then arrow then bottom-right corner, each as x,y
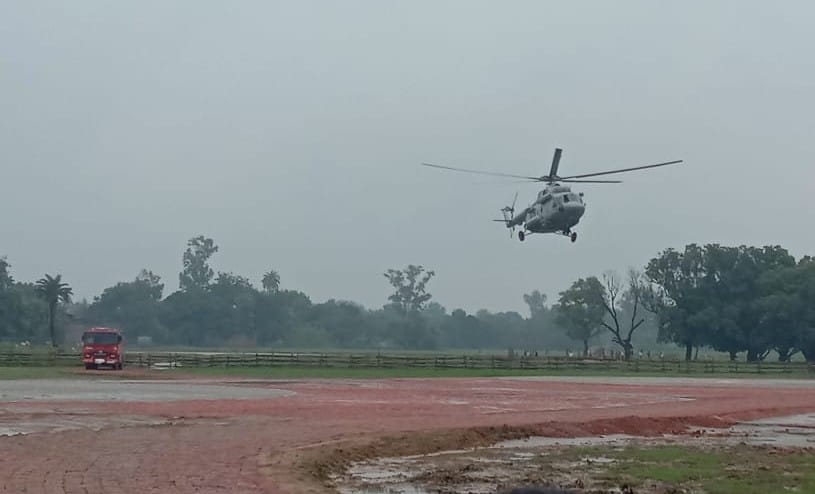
2,1 -> 813,314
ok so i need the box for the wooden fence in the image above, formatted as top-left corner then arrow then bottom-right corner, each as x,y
2,351 -> 813,375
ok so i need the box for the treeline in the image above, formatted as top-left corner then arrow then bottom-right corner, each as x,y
0,237 -> 576,351
1,238 -> 813,362
646,244 -> 814,362
551,244 -> 814,363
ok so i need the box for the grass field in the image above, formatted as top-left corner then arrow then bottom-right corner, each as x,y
0,366 -> 78,379
177,366 -> 620,379
395,443 -> 815,493
1,363 -> 813,380
554,445 -> 815,493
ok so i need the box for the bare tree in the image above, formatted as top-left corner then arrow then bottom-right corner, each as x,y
596,269 -> 647,360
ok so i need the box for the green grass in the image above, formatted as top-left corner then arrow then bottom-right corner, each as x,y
171,365 -> 813,380
176,366 -> 572,379
2,363 -> 811,381
0,366 -> 79,379
557,445 -> 815,494
612,446 -> 723,483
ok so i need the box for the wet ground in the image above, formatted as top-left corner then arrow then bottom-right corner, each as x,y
0,378 -> 293,437
1,375 -> 815,493
335,413 -> 815,493
0,378 -> 294,403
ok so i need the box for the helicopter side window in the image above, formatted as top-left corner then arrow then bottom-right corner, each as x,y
563,194 -> 570,203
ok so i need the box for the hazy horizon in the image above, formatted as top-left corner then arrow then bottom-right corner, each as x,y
3,1 -> 814,314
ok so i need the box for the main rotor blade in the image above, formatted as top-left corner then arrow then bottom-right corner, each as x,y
421,162 -> 539,180
560,179 -> 622,183
549,148 -> 563,178
559,160 -> 683,180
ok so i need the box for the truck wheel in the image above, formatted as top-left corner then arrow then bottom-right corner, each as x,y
85,364 -> 95,370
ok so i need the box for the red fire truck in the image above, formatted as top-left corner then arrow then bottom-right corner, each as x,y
81,327 -> 125,370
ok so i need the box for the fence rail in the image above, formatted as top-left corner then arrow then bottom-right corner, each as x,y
1,351 -> 813,375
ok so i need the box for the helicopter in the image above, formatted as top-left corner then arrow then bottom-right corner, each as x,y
422,148 -> 682,243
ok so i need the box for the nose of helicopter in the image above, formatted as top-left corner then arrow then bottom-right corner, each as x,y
559,202 -> 585,222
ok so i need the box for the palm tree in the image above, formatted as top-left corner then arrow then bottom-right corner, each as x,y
261,270 -> 280,293
35,274 -> 73,347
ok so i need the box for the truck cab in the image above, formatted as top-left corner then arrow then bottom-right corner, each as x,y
81,327 -> 125,370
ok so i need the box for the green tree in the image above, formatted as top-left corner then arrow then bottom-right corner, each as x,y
307,299 -> 371,347
215,272 -> 254,290
555,277 -> 606,356
179,235 -> 219,291
475,309 -> 527,350
262,270 -> 281,293
646,244 -> 797,361
383,265 -> 435,314
439,308 -> 481,348
0,258 -> 19,339
135,269 -> 164,300
704,245 -> 795,361
210,272 -> 258,344
645,244 -> 711,361
0,256 -> 12,290
34,274 -> 73,347
757,257 -> 815,362
0,283 -> 48,342
523,290 -> 548,319
86,270 -> 166,341
255,289 -> 312,345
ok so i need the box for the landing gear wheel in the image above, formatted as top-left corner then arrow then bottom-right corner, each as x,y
518,231 -> 525,242
570,232 -> 578,243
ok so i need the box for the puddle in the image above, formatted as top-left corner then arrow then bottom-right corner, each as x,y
497,433 -> 636,449
337,484 -> 431,494
0,414 -> 172,436
728,414 -> 815,448
334,414 -> 815,494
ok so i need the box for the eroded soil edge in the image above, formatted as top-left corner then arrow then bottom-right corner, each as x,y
265,414 -> 742,493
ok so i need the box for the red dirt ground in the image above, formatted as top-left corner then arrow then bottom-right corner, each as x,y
2,376 -> 815,493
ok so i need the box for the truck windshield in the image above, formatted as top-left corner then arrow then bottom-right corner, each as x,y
82,332 -> 119,345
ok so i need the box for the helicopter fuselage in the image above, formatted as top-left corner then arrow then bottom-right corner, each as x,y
512,184 -> 585,234
422,146 -> 682,243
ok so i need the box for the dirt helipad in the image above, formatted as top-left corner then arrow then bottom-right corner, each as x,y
1,375 -> 815,493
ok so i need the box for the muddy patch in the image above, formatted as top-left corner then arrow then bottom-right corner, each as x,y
331,414 -> 815,494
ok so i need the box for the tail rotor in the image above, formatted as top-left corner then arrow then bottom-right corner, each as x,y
500,191 -> 519,237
